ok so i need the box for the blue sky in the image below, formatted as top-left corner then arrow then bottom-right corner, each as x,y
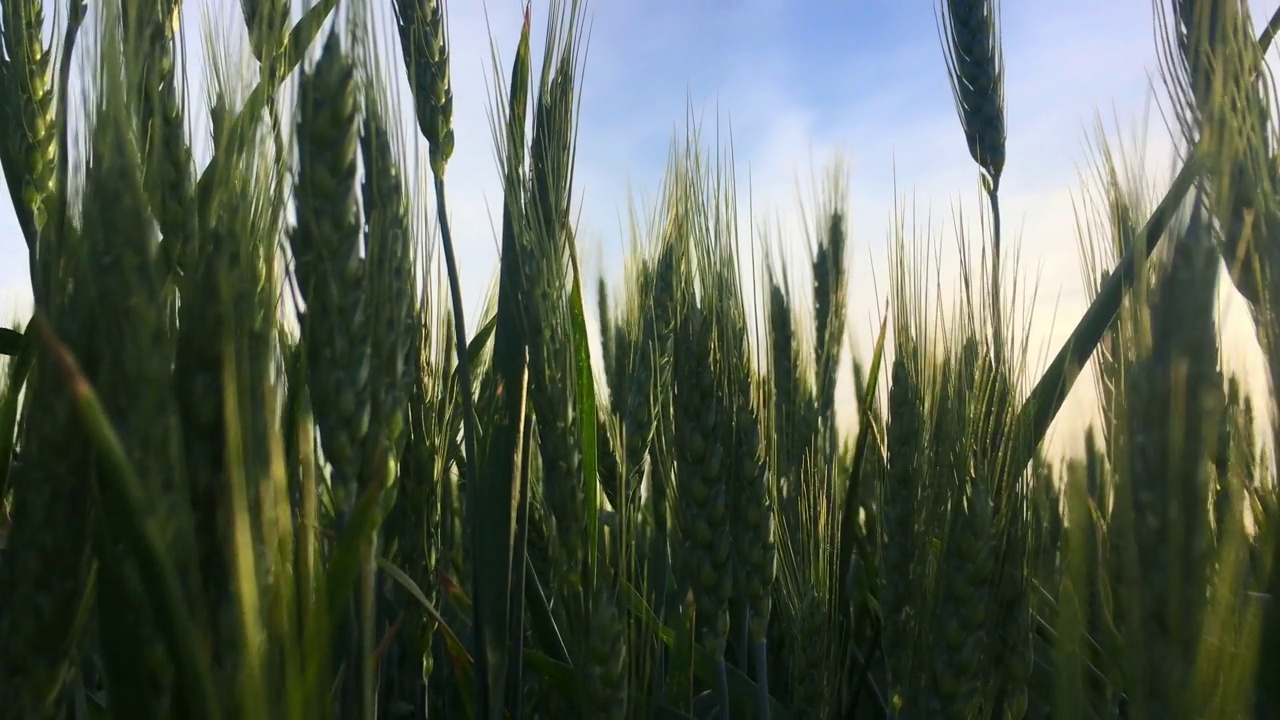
1,0 -> 1274,457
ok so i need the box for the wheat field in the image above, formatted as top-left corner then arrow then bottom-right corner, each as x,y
1,0 -> 1279,718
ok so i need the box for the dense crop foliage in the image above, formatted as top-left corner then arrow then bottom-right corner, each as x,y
1,0 -> 1279,718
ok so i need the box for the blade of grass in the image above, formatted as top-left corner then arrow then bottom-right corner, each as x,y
470,10 -> 533,717
0,327 -> 35,497
377,556 -> 475,678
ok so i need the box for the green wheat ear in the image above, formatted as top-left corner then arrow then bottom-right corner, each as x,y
673,301 -> 733,656
290,28 -> 370,505
1,0 -> 55,301
937,0 -> 1006,192
394,0 -> 455,176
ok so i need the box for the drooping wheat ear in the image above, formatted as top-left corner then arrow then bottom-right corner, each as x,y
937,0 -> 1006,192
290,29 -> 370,506
673,301 -> 733,658
241,0 -> 290,79
880,356 -> 925,712
1,0 -> 54,277
393,0 -> 454,177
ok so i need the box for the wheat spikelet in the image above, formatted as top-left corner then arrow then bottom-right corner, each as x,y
618,334 -> 654,501
171,94 -> 286,660
517,239 -> 587,594
612,252 -> 670,506
599,277 -> 616,387
644,233 -> 678,637
0,373 -> 94,713
991,506 -> 1035,719
83,72 -> 199,715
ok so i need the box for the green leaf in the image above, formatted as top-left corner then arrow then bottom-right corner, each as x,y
378,555 -> 476,718
465,313 -> 497,370
1014,151 -> 1200,475
564,237 -> 600,594
468,12 -> 534,718
0,324 -> 34,497
0,327 -> 21,356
